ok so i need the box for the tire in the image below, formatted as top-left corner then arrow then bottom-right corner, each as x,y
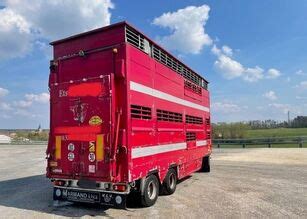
141,175 -> 159,207
201,156 -> 210,172
162,168 -> 177,195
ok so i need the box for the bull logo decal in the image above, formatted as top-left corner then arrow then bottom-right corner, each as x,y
70,99 -> 88,123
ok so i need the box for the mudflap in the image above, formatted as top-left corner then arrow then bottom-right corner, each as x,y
53,187 -> 127,209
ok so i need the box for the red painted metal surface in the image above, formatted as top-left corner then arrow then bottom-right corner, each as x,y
46,21 -> 211,186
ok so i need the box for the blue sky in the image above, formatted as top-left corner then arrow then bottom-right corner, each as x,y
0,0 -> 307,128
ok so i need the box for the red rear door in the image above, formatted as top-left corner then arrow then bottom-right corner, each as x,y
50,75 -> 113,180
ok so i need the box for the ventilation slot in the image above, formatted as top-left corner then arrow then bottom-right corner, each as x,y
131,105 -> 151,120
126,27 -> 150,54
206,131 -> 211,139
186,132 -> 196,141
184,80 -> 202,95
186,115 -> 203,124
157,109 -> 182,123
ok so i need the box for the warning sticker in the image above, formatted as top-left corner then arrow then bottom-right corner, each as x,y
89,165 -> 95,173
89,116 -> 102,126
88,152 -> 96,162
89,141 -> 95,152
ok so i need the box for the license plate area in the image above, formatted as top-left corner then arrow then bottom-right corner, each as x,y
53,187 -> 126,208
66,189 -> 100,203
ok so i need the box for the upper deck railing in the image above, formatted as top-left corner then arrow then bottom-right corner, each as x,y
125,25 -> 208,90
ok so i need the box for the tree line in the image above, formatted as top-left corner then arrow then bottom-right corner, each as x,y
213,116 -> 307,139
248,116 -> 307,129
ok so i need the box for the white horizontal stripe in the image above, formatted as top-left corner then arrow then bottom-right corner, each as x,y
130,81 -> 210,112
132,142 -> 187,159
196,140 -> 207,147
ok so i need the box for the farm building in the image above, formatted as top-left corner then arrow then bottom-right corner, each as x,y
0,135 -> 11,144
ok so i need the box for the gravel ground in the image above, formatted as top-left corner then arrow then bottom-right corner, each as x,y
0,145 -> 306,218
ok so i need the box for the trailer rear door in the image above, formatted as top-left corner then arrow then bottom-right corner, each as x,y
50,75 -> 113,180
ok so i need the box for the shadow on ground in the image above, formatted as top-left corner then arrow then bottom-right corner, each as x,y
0,174 -> 199,216
0,175 -> 112,217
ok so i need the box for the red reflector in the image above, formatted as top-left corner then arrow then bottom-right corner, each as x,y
113,184 -> 126,192
53,180 -> 65,186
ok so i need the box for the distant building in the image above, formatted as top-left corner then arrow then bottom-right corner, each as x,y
0,135 -> 11,144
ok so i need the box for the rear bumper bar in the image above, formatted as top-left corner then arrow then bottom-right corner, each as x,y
53,186 -> 126,208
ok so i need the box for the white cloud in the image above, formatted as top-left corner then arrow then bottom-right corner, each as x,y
296,81 -> 307,90
0,0 -> 114,60
212,44 -> 280,82
221,45 -> 233,56
295,69 -> 307,76
211,44 -> 221,56
0,8 -> 32,60
243,66 -> 264,82
0,102 -> 11,111
212,102 -> 242,113
153,5 -> 212,54
214,54 -> 244,79
263,91 -> 277,101
0,87 -> 9,97
25,92 -> 49,103
266,68 -> 281,79
14,92 -> 49,108
35,40 -> 52,59
13,100 -> 32,108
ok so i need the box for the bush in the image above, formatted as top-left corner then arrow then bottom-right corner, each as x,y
213,122 -> 250,139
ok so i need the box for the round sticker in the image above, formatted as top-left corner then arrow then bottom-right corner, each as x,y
68,152 -> 74,161
115,195 -> 122,204
89,116 -> 102,126
88,152 -> 96,162
68,143 -> 75,151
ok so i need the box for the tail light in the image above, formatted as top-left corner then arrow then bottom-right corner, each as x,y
53,180 -> 66,186
49,161 -> 57,167
113,184 -> 127,192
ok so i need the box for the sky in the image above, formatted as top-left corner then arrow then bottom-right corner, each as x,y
0,0 -> 307,129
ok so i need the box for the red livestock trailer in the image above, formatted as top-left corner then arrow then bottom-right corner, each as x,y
46,21 -> 211,208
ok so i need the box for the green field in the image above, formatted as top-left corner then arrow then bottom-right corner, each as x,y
246,128 -> 307,138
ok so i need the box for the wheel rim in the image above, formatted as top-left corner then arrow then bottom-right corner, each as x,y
147,181 -> 157,200
169,173 -> 176,189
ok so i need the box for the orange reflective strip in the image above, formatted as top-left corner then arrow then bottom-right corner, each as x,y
55,136 -> 61,159
96,134 -> 104,161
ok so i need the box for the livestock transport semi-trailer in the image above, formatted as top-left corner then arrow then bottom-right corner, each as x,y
46,21 -> 211,208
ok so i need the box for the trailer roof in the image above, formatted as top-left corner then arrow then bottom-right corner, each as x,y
50,21 -> 208,84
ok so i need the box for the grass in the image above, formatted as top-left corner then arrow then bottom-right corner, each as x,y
245,128 -> 307,138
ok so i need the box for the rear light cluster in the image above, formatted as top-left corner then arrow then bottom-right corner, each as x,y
49,161 -> 57,167
113,184 -> 127,192
53,179 -> 128,192
53,180 -> 67,186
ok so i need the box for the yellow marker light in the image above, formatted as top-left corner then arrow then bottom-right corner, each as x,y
96,134 -> 104,161
55,136 -> 62,159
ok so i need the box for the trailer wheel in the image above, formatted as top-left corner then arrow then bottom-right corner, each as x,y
201,156 -> 210,172
141,175 -> 159,207
162,168 -> 177,195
